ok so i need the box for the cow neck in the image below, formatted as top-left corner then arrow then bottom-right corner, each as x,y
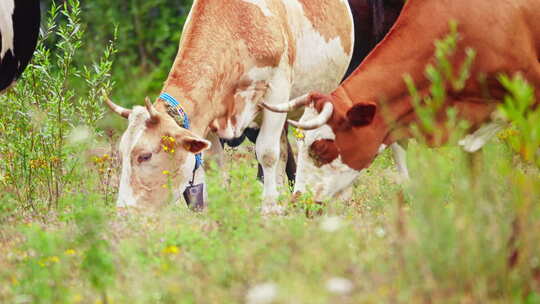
158,48 -> 245,138
155,86 -> 211,138
327,0 -> 452,171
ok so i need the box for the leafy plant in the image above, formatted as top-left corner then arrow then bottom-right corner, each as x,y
498,74 -> 540,166
404,21 -> 474,144
0,0 -> 116,211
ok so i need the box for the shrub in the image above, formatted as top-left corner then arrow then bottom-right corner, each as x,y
0,0 -> 116,212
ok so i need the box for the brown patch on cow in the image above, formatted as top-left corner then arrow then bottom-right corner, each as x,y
309,139 -> 339,167
297,0 -> 352,54
164,0 -> 287,116
262,153 -> 277,168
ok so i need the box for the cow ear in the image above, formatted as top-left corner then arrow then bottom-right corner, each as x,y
181,135 -> 211,154
346,103 -> 377,127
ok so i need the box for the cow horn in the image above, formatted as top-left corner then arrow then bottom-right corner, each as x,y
287,102 -> 334,130
262,94 -> 312,113
103,91 -> 131,119
145,97 -> 160,123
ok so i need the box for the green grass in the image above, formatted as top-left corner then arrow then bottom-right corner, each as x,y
1,142 -> 539,303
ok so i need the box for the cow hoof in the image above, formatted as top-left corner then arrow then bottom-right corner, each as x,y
261,203 -> 286,216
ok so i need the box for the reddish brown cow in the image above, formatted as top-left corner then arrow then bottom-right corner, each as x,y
267,0 -> 540,201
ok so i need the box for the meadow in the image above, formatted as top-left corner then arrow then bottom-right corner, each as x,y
1,1 -> 539,303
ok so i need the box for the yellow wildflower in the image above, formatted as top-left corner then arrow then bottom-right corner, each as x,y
162,245 -> 180,255
38,256 -> 60,267
162,184 -> 168,189
49,256 -> 60,263
72,294 -> 83,303
293,128 -> 305,140
65,249 -> 77,256
161,135 -> 177,154
162,170 -> 170,175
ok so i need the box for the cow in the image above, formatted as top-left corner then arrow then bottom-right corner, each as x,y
265,0 -> 540,202
104,0 -> 356,213
0,0 -> 41,92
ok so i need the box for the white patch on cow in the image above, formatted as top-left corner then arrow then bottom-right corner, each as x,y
175,153 -> 198,199
117,107 -> 149,207
241,0 -> 273,17
0,0 -> 15,60
285,0 -> 352,98
246,66 -> 276,83
217,119 -> 235,139
293,106 -> 359,202
459,121 -> 506,153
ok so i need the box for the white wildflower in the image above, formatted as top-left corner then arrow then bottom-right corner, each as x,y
67,125 -> 92,144
375,226 -> 386,238
246,282 -> 278,304
326,277 -> 353,295
320,216 -> 343,232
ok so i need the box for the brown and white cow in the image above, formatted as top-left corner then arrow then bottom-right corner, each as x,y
105,0 -> 355,212
267,0 -> 540,201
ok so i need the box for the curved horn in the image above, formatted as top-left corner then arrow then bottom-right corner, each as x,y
262,94 -> 312,113
287,102 -> 334,130
103,91 -> 131,119
145,97 -> 160,123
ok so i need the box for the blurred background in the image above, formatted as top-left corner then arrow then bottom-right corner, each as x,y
40,0 -> 194,107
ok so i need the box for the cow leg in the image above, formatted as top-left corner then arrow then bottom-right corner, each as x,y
256,84 -> 290,214
293,138 -> 307,196
284,126 -> 297,187
390,143 -> 409,182
243,127 -> 265,183
256,164 -> 264,183
257,109 -> 288,214
256,125 -> 296,187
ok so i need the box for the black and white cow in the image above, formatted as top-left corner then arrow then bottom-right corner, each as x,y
0,0 -> 41,93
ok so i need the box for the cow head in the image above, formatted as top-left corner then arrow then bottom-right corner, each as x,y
264,93 -> 379,202
105,96 -> 211,207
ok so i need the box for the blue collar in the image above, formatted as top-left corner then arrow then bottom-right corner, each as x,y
159,93 -> 203,171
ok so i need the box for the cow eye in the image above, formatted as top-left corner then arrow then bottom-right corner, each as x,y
137,152 -> 152,163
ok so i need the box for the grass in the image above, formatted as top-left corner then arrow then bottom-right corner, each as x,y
1,141 -> 539,303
